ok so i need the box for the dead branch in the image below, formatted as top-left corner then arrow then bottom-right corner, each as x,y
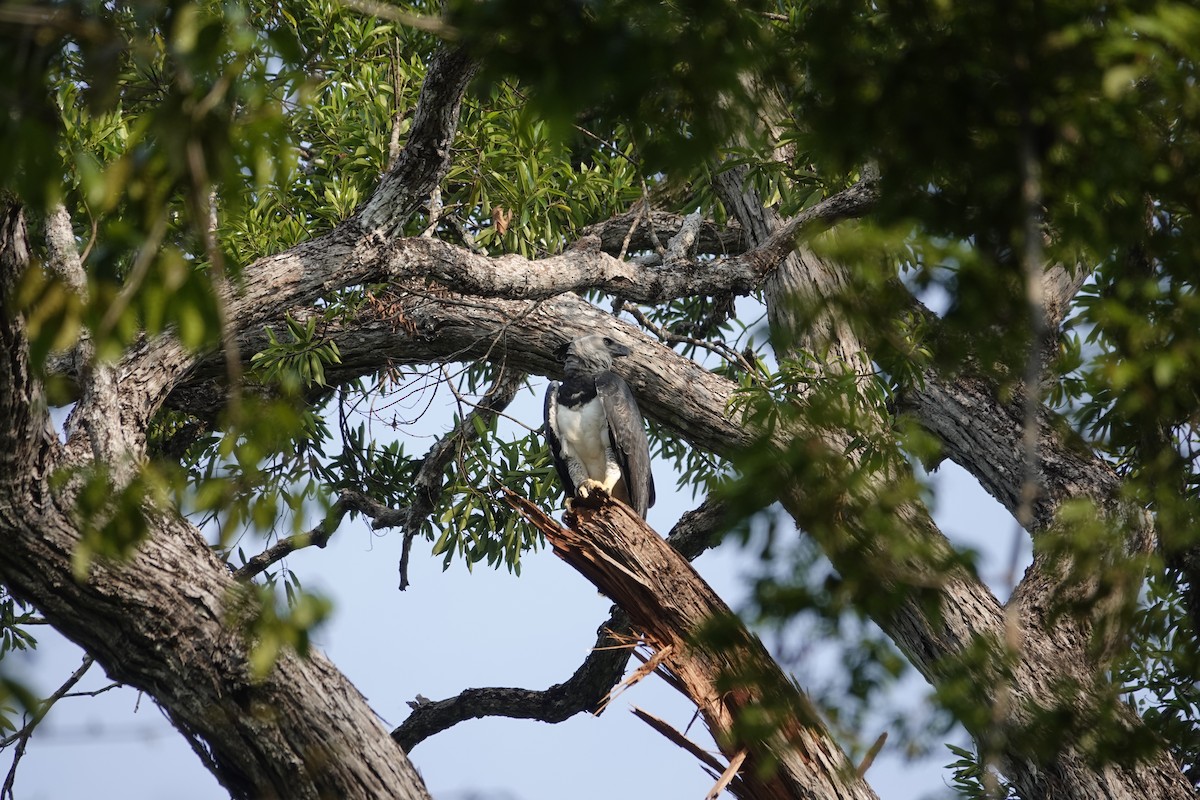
391,496 -> 730,751
509,491 -> 877,800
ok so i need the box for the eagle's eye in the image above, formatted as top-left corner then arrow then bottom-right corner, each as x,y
603,337 -> 613,346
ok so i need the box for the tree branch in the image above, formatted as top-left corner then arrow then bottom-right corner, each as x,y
394,367 -> 525,589
0,202 -> 50,487
392,497 -> 730,752
393,607 -> 635,752
358,45 -> 476,235
382,175 -> 877,303
233,492 -> 368,581
43,202 -> 140,479
234,368 -> 527,587
41,203 -> 87,294
511,492 -> 878,800
1,655 -> 93,800
580,207 -> 746,258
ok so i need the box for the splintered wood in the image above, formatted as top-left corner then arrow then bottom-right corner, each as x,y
505,490 -> 878,800
594,641 -> 674,715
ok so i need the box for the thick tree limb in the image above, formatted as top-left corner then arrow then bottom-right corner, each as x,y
41,203 -> 86,293
513,492 -> 878,800
393,176 -> 876,303
171,290 -> 752,454
392,498 -> 729,751
1,202 -> 438,799
393,607 -> 635,753
887,263 -> 1154,677
715,166 -> 1186,799
1042,262 -> 1091,331
0,204 -> 53,483
39,202 -> 140,479
359,45 -> 477,235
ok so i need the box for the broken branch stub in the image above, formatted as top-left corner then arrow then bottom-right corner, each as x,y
505,491 -> 878,800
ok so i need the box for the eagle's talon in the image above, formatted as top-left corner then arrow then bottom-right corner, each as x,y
576,479 -> 606,500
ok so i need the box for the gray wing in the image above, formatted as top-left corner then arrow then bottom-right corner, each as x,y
543,381 -> 577,499
596,372 -> 655,517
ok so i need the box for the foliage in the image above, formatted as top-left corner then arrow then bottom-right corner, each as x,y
3,0 -> 1200,796
239,573 -> 333,680
1118,568 -> 1200,786
944,743 -> 1015,800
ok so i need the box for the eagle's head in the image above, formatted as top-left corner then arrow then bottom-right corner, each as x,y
559,334 -> 630,376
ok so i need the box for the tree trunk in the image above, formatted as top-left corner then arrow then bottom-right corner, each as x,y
0,202 -> 433,800
712,167 -> 1192,800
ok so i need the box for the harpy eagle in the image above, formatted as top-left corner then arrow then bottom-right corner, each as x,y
544,334 -> 655,518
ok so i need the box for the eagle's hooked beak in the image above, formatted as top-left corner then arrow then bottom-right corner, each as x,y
604,338 -> 631,358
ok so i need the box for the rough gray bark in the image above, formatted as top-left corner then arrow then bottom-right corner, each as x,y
359,45 -> 477,234
0,202 -> 433,800
711,165 -> 1188,799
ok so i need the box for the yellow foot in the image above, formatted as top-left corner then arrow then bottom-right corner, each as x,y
576,479 -> 607,500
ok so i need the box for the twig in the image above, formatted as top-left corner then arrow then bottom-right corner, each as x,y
706,749 -> 748,800
856,731 -> 888,777
98,213 -> 168,339
234,493 -> 368,581
640,178 -> 668,258
387,38 -> 407,171
1,655 -> 94,800
631,705 -> 728,778
79,214 -> 99,264
445,214 -> 488,255
61,682 -> 121,699
189,157 -> 243,422
234,371 -> 527,586
624,304 -> 754,374
617,199 -> 646,263
396,367 -> 524,589
420,187 -> 442,238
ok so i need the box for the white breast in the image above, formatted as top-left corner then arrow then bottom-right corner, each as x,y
555,398 -> 612,480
